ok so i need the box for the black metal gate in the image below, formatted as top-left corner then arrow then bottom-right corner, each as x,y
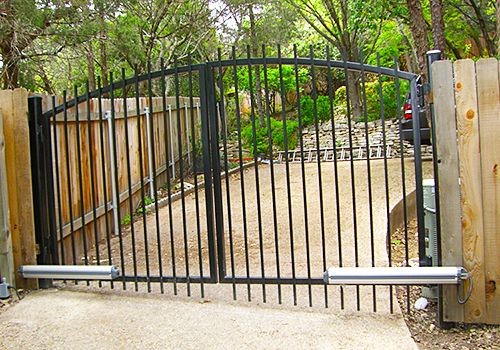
29,46 -> 430,311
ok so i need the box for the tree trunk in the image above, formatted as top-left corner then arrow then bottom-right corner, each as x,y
344,46 -> 362,120
0,40 -> 20,89
406,0 -> 430,80
98,6 -> 109,88
87,43 -> 96,91
430,0 -> 446,57
248,5 -> 265,127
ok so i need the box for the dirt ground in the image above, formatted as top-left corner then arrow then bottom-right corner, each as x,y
88,158 -> 433,312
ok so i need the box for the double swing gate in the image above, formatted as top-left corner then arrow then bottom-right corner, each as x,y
29,47 -> 431,312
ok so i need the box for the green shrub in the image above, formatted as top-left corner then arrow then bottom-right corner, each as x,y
365,80 -> 409,121
241,117 -> 298,156
334,80 -> 409,121
299,95 -> 332,126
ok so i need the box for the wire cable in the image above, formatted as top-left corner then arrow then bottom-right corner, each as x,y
456,274 -> 473,304
7,285 -> 24,301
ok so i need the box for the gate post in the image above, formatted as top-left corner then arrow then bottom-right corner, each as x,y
425,50 -> 455,328
28,95 -> 58,288
199,65 -> 219,282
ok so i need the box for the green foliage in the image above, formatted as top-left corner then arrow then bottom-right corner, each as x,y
334,80 -> 409,121
241,117 -> 298,156
233,65 -> 308,98
299,95 -> 332,126
121,213 -> 131,226
136,196 -> 154,215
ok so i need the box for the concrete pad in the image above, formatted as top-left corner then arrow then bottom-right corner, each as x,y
0,289 -> 417,350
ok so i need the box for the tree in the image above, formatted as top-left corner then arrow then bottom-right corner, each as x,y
286,0 -> 386,119
0,0 -> 89,89
405,0 -> 430,79
221,0 -> 299,126
430,0 -> 446,56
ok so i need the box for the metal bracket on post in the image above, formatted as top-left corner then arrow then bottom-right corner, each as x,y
168,105 -> 176,180
105,111 -> 120,236
184,102 -> 191,166
144,107 -> 155,200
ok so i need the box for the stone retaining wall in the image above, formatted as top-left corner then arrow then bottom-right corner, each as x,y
300,118 -> 433,158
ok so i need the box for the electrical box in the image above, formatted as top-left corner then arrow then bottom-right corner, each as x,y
423,179 -> 438,299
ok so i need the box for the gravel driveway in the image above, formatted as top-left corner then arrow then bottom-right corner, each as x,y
98,158 -> 433,313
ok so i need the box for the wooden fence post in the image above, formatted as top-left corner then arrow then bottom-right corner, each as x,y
0,89 -> 38,289
431,60 -> 464,322
476,58 -> 500,324
0,111 -> 15,286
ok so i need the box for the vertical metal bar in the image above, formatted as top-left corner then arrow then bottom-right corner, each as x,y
394,58 -> 411,313
43,101 -> 58,267
74,86 -> 89,283
309,46 -> 328,308
168,105 -> 176,180
294,46 -> 312,307
342,51 -> 360,310
207,63 -> 226,283
52,96 -> 65,266
28,95 -> 57,273
97,77 -> 113,289
246,45 -> 266,303
426,49 -> 447,328
106,111 -> 120,239
232,46 -> 250,299
359,53 -> 377,312
378,54 -> 393,313
145,108 -> 155,200
108,73 -> 126,289
62,91 -> 77,269
146,61 -> 164,294
134,68 -> 152,292
159,60 -> 177,294
262,45 -> 281,304
121,69 -> 138,291
411,79 -> 426,269
188,55 -> 205,297
199,64 -> 218,282
326,46 -> 344,309
173,58 -> 191,296
86,82 -> 101,287
217,48 -> 236,300
278,45 -> 297,305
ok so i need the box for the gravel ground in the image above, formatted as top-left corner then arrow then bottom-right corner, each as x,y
94,158 -> 433,312
391,220 -> 499,349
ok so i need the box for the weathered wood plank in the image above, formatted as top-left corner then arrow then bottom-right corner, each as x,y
0,111 -> 15,286
431,60 -> 464,322
0,89 -> 37,289
454,59 -> 486,323
476,58 -> 500,324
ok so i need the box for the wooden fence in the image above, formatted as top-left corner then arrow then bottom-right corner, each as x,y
433,58 -> 499,324
42,95 -> 201,265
